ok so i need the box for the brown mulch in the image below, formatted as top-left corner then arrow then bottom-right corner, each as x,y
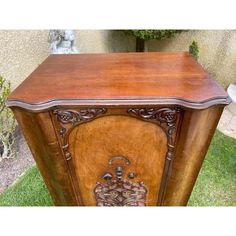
0,127 -> 35,193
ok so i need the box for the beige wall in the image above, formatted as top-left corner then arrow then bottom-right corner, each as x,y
147,30 -> 236,88
0,30 -> 235,89
0,30 -> 49,89
77,30 -> 135,53
0,30 -> 135,89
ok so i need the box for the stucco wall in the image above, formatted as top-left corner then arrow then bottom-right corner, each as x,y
0,30 -> 235,89
147,30 -> 236,88
77,30 -> 135,54
0,30 -> 135,89
0,30 -> 49,89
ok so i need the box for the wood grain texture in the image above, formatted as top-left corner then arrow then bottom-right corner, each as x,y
163,106 -> 224,206
50,107 -> 182,206
68,115 -> 167,206
12,108 -> 79,206
7,52 -> 231,110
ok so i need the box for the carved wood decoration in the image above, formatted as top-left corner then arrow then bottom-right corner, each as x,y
52,107 -> 182,206
52,108 -> 107,160
128,107 -> 181,164
53,108 -> 107,125
127,108 -> 182,204
94,180 -> 147,206
94,156 -> 147,206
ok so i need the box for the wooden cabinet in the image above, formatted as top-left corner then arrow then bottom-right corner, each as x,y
7,52 -> 231,206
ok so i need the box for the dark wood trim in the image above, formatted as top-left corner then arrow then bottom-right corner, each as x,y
6,96 -> 231,112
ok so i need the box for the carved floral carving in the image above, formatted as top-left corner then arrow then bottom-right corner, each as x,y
53,108 -> 107,124
127,107 -> 180,124
127,107 -> 181,161
94,179 -> 147,206
52,108 -> 107,160
94,156 -> 147,206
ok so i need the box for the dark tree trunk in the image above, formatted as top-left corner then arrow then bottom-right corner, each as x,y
136,37 -> 145,52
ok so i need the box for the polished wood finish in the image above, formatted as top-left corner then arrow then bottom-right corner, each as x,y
7,52 -> 231,206
164,106 -> 224,205
7,52 -> 230,110
69,115 -> 167,206
12,109 -> 78,205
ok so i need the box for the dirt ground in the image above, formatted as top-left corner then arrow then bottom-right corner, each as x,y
0,127 -> 34,193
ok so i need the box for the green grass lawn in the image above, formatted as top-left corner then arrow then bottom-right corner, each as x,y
0,166 -> 53,206
0,130 -> 236,206
188,130 -> 236,206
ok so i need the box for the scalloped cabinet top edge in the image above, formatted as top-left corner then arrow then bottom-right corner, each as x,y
7,52 -> 231,111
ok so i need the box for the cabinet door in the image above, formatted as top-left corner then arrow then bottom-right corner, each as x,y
52,107 -> 182,206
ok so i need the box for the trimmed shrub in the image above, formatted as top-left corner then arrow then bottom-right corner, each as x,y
125,30 -> 184,52
189,40 -> 199,60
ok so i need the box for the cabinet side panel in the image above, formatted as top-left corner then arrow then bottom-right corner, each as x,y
163,106 -> 224,206
12,108 -> 78,206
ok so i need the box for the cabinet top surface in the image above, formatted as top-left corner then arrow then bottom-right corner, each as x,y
7,52 -> 230,110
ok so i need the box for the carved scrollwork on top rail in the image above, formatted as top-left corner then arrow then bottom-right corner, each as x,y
53,108 -> 107,136
53,108 -> 107,124
52,108 -> 107,160
127,107 -> 181,125
127,107 -> 182,160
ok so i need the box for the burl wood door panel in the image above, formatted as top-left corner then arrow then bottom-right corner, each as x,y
52,107 -> 182,206
69,115 -> 167,206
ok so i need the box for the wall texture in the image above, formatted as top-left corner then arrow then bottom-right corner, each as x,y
0,30 -> 135,89
0,30 -> 235,89
147,30 -> 236,88
0,30 -> 49,89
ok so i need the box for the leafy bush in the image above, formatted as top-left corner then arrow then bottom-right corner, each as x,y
125,30 -> 184,52
126,30 -> 184,41
0,76 -> 16,160
189,40 -> 199,60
